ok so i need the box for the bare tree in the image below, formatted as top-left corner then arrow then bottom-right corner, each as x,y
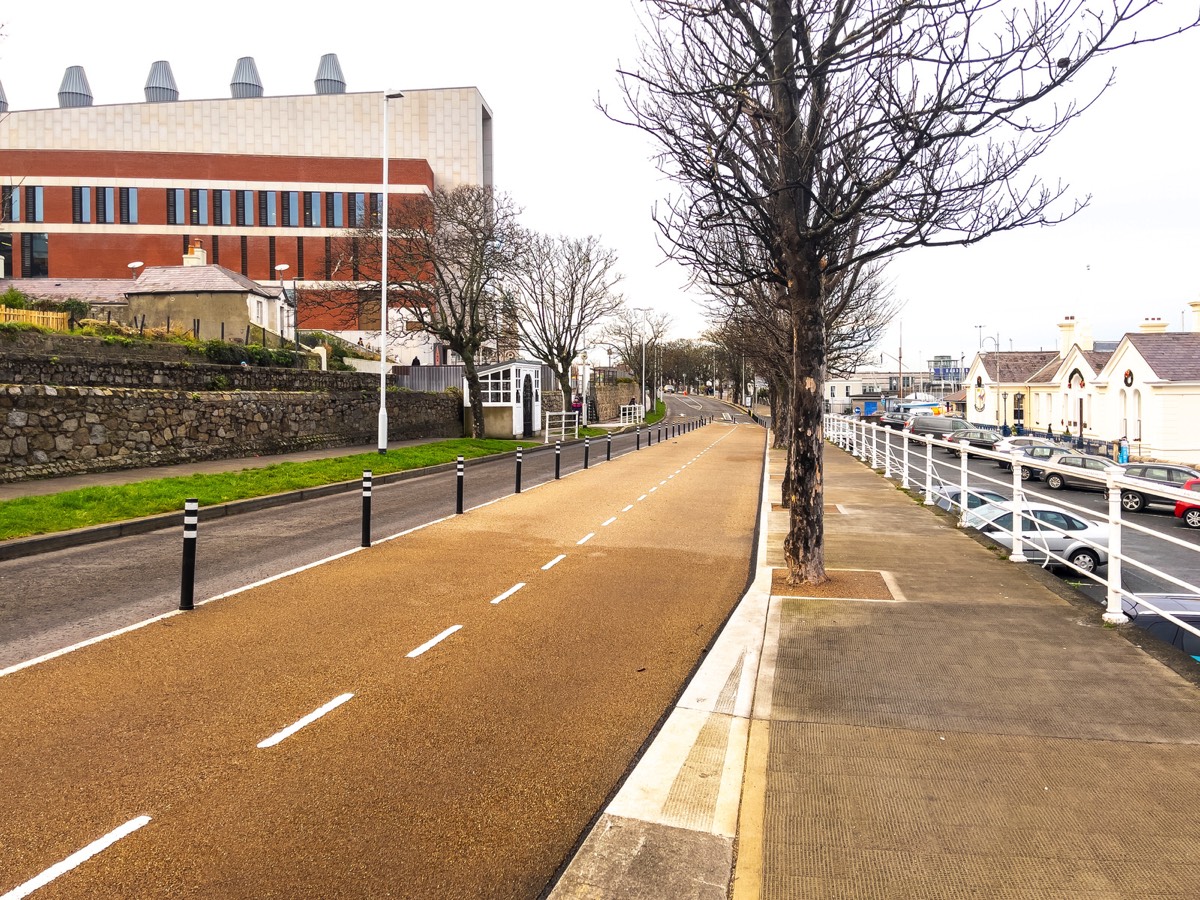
506,232 -> 624,409
612,0 -> 1198,584
600,306 -> 671,406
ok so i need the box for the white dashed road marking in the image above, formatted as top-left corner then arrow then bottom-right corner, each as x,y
542,554 -> 566,571
602,517 -> 617,527
577,532 -> 595,545
257,693 -> 354,749
490,583 -> 526,605
1,816 -> 152,900
406,625 -> 462,659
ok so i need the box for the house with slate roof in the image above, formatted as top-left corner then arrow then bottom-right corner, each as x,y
964,309 -> 1200,464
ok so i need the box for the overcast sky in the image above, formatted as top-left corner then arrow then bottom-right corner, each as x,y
3,2 -> 1198,370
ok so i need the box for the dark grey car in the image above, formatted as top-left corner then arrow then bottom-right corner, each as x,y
1119,463 -> 1200,513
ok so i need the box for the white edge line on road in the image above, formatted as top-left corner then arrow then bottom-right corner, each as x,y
602,516 -> 618,526
1,815 -> 152,900
542,554 -> 567,571
577,532 -> 595,545
406,625 -> 462,658
257,692 -> 354,749
490,582 -> 526,605
0,611 -> 179,679
622,504 -> 634,512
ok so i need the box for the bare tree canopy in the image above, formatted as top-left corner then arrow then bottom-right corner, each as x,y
600,306 -> 672,405
612,0 -> 1199,583
506,232 -> 624,407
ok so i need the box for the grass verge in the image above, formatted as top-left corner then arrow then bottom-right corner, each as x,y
0,438 -> 535,541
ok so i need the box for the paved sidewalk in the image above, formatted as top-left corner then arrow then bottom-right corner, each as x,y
553,440 -> 1200,898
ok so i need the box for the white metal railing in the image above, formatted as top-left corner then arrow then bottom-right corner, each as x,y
544,411 -> 579,443
826,414 -> 1200,652
620,404 -> 645,425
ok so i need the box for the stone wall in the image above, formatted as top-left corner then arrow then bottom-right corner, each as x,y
0,384 -> 462,482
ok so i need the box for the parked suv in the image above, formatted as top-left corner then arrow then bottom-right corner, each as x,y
1119,463 -> 1200,513
903,415 -> 971,441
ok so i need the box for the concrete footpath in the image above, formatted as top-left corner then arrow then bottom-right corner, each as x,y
551,440 -> 1200,898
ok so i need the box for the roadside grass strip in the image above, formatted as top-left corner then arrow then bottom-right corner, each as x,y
406,625 -> 462,658
257,693 -> 354,749
1,816 -> 152,900
490,583 -> 526,605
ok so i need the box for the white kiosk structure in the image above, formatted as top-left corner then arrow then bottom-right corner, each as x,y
463,360 -> 543,439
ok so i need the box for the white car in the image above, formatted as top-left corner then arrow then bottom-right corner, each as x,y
963,500 -> 1109,573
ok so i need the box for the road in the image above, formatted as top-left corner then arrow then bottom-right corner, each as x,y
853,426 -> 1200,599
0,398 -> 763,899
0,398 -> 752,671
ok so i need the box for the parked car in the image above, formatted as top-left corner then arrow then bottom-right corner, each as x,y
1172,478 -> 1200,528
1122,594 -> 1200,661
962,500 -> 1109,573
880,410 -> 915,430
1044,454 -> 1124,492
931,486 -> 1007,512
1011,445 -> 1081,481
943,429 -> 1001,455
903,415 -> 971,441
992,436 -> 1057,471
1118,463 -> 1200,513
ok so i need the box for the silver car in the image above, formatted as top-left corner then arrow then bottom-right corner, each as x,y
963,500 -> 1109,573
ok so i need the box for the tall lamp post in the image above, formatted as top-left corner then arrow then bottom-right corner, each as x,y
377,89 -> 404,455
274,262 -> 290,340
981,333 -> 1006,434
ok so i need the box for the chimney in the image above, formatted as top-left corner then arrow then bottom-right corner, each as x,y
230,57 -> 264,99
1057,315 -> 1076,357
183,239 -> 208,267
314,53 -> 346,95
58,65 -> 94,108
1190,300 -> 1200,333
144,60 -> 179,102
1139,317 -> 1169,334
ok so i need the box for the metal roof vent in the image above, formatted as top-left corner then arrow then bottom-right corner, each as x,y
230,57 -> 263,99
58,65 -> 94,108
144,60 -> 179,102
314,53 -> 346,95
0,80 -> 7,114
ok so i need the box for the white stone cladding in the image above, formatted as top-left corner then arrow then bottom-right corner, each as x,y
0,88 -> 493,190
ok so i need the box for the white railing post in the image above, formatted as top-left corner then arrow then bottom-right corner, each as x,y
901,432 -> 910,489
924,438 -> 935,505
1103,472 -> 1130,624
958,444 -> 969,526
871,425 -> 880,469
883,427 -> 893,479
856,422 -> 865,460
1009,450 -> 1027,562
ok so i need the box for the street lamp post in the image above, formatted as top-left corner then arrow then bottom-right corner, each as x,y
580,350 -> 589,428
378,89 -> 404,455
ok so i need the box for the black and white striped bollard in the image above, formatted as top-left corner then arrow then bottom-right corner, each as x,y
456,455 -> 465,514
606,433 -> 612,461
584,437 -> 590,469
636,426 -> 641,450
515,448 -> 523,494
555,441 -> 562,480
179,498 -> 198,611
648,425 -> 653,447
361,471 -> 372,548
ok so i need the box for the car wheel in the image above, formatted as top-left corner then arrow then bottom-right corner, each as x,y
1120,491 -> 1145,513
1019,466 -> 1033,481
1068,548 -> 1099,573
1184,508 -> 1200,529
1046,473 -> 1065,490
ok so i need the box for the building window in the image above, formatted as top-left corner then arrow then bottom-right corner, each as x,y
72,186 -> 92,224
1,186 -> 18,223
324,236 -> 332,279
21,232 -> 49,277
259,191 -> 277,227
0,232 -> 13,277
236,190 -> 253,226
214,190 -> 232,226
303,191 -> 321,227
479,369 -> 512,403
24,186 -> 44,223
167,188 -> 186,225
268,236 -> 277,275
190,189 -> 208,226
211,235 -> 220,266
369,192 -> 382,226
326,192 -> 344,228
96,187 -> 115,224
296,237 -> 305,279
281,191 -> 299,227
120,187 -> 138,224
240,236 -> 248,276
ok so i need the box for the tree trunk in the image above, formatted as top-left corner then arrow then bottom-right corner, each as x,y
781,263 -> 828,586
462,356 -> 486,439
557,370 -> 573,418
